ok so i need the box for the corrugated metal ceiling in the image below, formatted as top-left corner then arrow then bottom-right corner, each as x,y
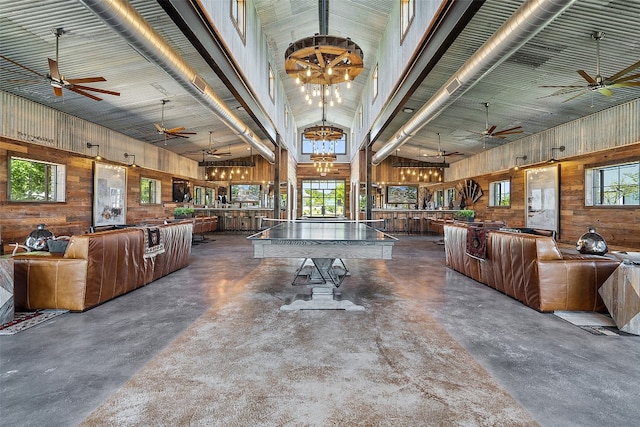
1,0 -> 640,164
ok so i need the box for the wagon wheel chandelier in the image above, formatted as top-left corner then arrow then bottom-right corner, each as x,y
285,34 -> 364,108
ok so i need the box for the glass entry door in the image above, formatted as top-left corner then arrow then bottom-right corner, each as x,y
301,180 -> 345,217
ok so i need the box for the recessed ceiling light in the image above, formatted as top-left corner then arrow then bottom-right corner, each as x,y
402,107 -> 414,113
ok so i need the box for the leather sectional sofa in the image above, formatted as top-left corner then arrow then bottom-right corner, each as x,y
444,223 -> 620,312
13,221 -> 192,312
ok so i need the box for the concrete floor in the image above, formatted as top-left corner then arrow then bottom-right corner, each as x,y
1,233 -> 640,426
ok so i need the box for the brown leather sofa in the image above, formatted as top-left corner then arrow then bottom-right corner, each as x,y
444,223 -> 620,312
13,221 -> 192,312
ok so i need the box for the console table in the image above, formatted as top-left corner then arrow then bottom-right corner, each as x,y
599,260 -> 640,335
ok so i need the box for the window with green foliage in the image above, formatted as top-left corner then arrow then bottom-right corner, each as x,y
140,177 -> 161,204
445,188 -> 456,207
585,161 -> 640,206
301,180 -> 345,217
435,189 -> 444,208
9,156 -> 65,202
489,179 -> 511,207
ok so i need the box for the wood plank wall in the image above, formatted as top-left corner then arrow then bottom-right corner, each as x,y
0,137 -> 279,253
425,142 -> 640,251
2,135 -> 639,252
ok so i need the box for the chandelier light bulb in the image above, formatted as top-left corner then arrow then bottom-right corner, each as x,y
344,72 -> 349,81
325,87 -> 330,96
308,99 -> 313,105
327,67 -> 332,75
305,93 -> 310,101
295,76 -> 300,85
347,81 -> 351,89
307,68 -> 311,77
330,99 -> 334,107
300,85 -> 305,93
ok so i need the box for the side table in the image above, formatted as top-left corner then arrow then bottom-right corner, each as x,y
599,261 -> 640,335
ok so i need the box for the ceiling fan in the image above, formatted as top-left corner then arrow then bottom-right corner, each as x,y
470,102 -> 524,143
423,133 -> 462,161
541,31 -> 640,102
204,131 -> 232,158
1,27 -> 120,101
153,99 -> 197,144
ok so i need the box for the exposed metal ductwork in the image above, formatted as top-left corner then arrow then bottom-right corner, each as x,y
371,0 -> 577,165
78,0 -> 275,164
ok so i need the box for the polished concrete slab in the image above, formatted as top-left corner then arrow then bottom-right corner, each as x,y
1,233 -> 639,426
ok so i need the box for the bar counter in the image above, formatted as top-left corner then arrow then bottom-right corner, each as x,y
195,207 -> 277,232
369,209 -> 460,234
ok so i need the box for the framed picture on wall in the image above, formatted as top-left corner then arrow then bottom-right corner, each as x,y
525,164 -> 559,231
93,163 -> 127,226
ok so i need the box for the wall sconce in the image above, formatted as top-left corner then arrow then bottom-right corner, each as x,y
86,142 -> 101,160
548,145 -> 566,163
123,153 -> 137,167
514,155 -> 527,170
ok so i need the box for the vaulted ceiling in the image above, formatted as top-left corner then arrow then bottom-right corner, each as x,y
1,0 -> 639,167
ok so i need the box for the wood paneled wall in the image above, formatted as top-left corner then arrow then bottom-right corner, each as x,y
426,142 -> 640,251
0,138 -> 209,253
360,151 -> 445,184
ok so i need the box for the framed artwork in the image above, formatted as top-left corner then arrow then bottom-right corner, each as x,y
525,164 -> 559,231
93,163 -> 127,226
386,185 -> 418,204
230,184 -> 261,202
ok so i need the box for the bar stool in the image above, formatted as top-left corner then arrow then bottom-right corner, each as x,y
238,215 -> 252,233
409,216 -> 422,234
223,213 -> 236,233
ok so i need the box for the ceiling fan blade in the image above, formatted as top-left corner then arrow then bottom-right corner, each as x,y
598,87 -> 614,97
540,85 -> 587,88
166,132 -> 190,139
68,86 -> 103,101
443,151 -> 462,157
166,126 -> 186,133
577,70 -> 597,85
562,90 -> 587,103
72,84 -> 120,96
48,58 -> 62,81
53,86 -> 63,97
0,55 -> 44,77
486,125 -> 497,134
608,59 -> 640,82
173,131 -> 197,135
613,81 -> 640,87
493,126 -> 523,136
153,123 -> 163,133
66,76 -> 107,84
614,73 -> 640,83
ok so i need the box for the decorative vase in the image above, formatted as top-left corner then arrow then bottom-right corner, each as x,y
25,224 -> 54,251
576,227 -> 608,255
